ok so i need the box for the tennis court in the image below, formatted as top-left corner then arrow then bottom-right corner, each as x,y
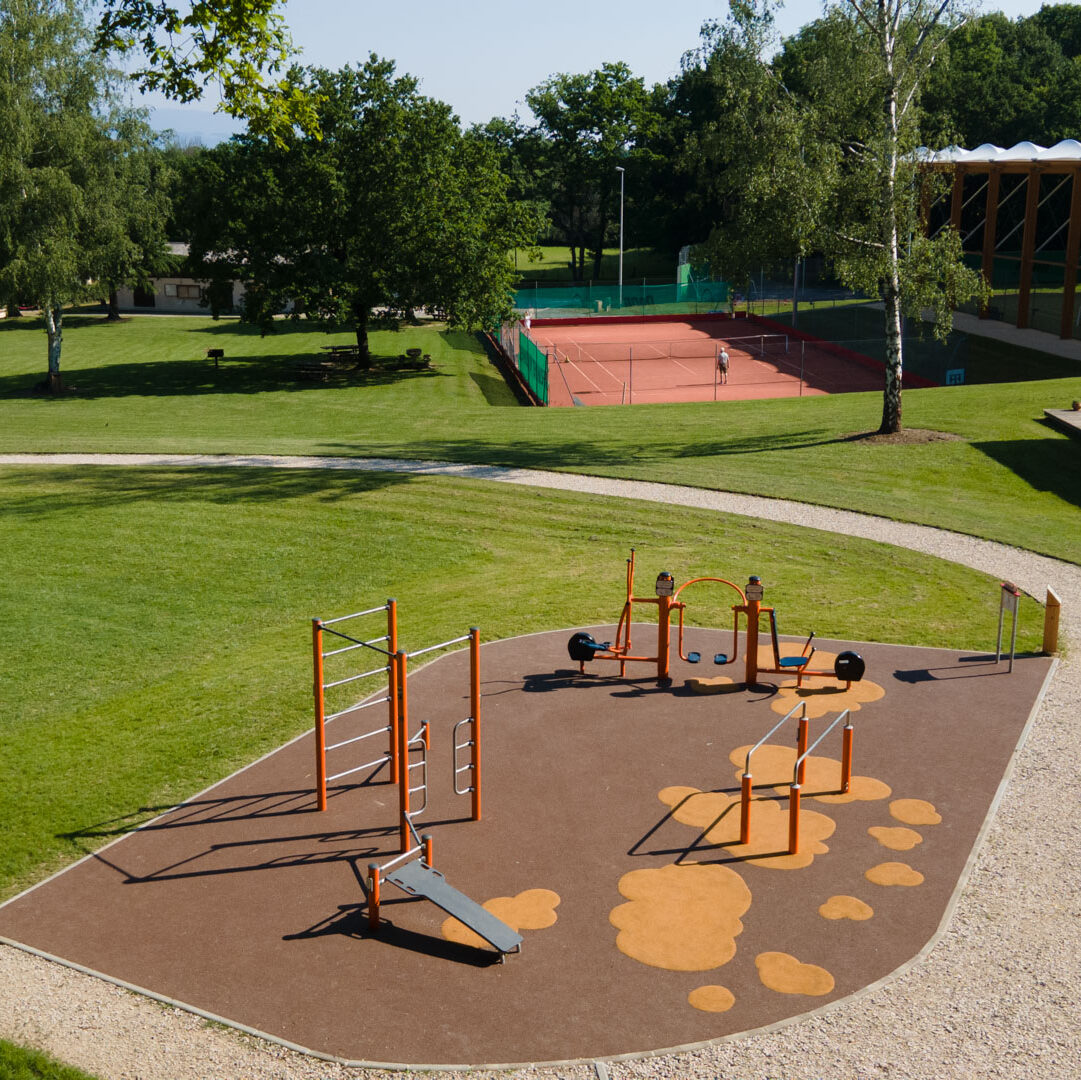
527,317 -> 886,406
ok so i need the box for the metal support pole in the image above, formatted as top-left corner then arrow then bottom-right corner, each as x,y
313,619 -> 327,811
788,784 -> 801,855
616,166 -> 625,309
396,650 -> 410,853
739,773 -> 753,845
368,864 -> 381,930
841,723 -> 854,793
387,599 -> 399,783
469,627 -> 482,822
796,716 -> 809,786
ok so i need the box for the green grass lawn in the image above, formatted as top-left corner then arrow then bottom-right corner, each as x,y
514,245 -> 675,283
2,314 -> 1080,562
0,466 -> 1047,902
0,1040 -> 98,1080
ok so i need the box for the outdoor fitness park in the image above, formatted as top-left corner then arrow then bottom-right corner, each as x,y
0,551 -> 1057,1068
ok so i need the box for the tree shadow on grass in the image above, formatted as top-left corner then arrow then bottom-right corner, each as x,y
316,427 -> 877,471
0,353 -> 445,399
971,435 -> 1081,510
0,465 -> 417,518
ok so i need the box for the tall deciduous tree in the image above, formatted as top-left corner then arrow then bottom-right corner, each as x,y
0,0 -> 170,390
95,0 -> 316,140
181,57 -> 540,362
525,64 -> 657,280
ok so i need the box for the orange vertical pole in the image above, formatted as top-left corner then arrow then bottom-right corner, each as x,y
797,717 -> 809,786
312,619 -> 327,811
625,549 -> 636,652
396,650 -> 411,853
423,833 -> 433,867
657,593 -> 672,681
744,603 -> 759,686
740,773 -> 753,845
841,723 -> 854,794
744,577 -> 763,687
387,599 -> 399,783
788,784 -> 801,855
367,864 -> 381,930
470,627 -> 482,822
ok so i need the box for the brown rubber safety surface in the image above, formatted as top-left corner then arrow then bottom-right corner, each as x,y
0,628 -> 1053,1067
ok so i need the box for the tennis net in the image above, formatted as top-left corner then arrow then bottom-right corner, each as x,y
546,334 -> 788,365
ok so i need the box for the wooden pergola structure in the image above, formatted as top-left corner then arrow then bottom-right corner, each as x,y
924,140 -> 1081,340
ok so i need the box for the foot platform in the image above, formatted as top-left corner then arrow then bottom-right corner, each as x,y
384,860 -> 523,955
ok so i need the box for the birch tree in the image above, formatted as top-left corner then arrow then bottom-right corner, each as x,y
822,0 -> 986,433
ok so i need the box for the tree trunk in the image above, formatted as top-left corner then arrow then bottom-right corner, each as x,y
44,304 -> 65,394
880,281 -> 904,433
105,290 -> 121,321
354,308 -> 372,369
878,43 -> 904,435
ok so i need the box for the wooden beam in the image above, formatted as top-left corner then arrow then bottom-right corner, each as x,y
1016,165 -> 1042,329
950,167 -> 965,233
980,167 -> 1001,318
1061,166 -> 1081,340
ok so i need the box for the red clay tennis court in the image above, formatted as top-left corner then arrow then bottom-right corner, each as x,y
528,315 -> 886,406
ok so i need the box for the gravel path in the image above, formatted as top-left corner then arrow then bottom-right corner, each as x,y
2,454 -> 1079,1080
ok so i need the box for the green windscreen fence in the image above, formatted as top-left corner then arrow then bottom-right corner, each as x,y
513,280 -> 729,317
517,330 -> 549,405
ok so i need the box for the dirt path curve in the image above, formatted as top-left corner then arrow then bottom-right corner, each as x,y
2,453 -> 1079,1080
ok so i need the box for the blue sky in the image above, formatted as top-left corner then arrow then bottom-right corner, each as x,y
145,0 -> 1054,143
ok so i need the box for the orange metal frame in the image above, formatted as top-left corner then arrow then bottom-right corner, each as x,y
315,606 -> 483,933
312,600 -> 399,812
583,551 -> 854,690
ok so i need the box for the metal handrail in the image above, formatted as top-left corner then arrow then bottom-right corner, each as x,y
323,664 -> 389,690
791,710 -> 852,786
322,636 -> 390,659
408,634 -> 471,659
744,701 -> 807,776
324,694 -> 391,724
322,604 -> 390,625
453,716 -> 476,795
327,725 -> 392,754
319,624 -> 393,658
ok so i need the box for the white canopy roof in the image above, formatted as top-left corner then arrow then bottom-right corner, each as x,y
919,140 -> 1081,163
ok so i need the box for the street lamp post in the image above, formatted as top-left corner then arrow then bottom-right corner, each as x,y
616,166 -> 625,310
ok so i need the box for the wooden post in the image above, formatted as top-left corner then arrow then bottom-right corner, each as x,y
1044,588 -> 1062,655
